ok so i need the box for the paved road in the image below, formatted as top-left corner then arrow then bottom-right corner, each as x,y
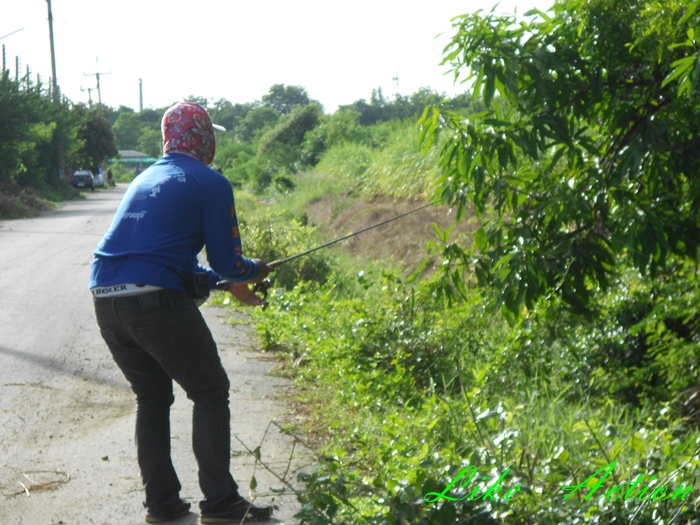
0,188 -> 306,524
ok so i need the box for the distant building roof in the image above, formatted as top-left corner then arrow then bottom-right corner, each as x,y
113,150 -> 159,164
119,150 -> 152,160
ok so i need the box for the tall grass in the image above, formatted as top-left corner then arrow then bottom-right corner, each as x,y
222,246 -> 700,524
361,123 -> 441,200
315,122 -> 441,202
316,141 -> 374,183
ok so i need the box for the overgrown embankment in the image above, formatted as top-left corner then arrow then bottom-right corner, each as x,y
305,195 -> 473,276
212,121 -> 700,524
228,213 -> 700,524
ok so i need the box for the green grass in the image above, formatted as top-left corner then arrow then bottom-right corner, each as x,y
216,110 -> 700,525
217,230 -> 700,524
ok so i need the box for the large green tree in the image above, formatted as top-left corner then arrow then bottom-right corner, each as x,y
75,105 -> 118,169
234,105 -> 279,143
258,102 -> 323,174
421,0 -> 700,321
112,109 -> 142,151
0,74 -> 55,186
261,84 -> 311,114
0,73 -> 87,188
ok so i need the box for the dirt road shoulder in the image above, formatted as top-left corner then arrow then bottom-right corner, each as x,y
0,190 -> 306,524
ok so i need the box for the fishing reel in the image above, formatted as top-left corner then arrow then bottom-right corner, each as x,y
253,279 -> 272,302
215,279 -> 272,309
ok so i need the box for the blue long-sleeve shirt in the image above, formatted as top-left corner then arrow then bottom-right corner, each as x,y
90,153 -> 259,292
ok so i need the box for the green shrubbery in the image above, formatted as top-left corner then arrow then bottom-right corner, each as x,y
215,75 -> 700,521
0,186 -> 56,218
217,174 -> 700,524
210,17 -> 700,520
237,252 -> 700,524
359,123 -> 441,200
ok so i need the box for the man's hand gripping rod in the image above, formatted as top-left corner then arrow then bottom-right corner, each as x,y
217,202 -> 434,305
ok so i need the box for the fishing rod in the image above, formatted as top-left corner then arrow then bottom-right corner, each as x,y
216,201 -> 436,300
268,202 -> 434,269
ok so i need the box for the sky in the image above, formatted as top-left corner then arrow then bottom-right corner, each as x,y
1,0 -> 550,114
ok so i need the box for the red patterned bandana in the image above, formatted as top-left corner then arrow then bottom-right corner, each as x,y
161,102 -> 216,165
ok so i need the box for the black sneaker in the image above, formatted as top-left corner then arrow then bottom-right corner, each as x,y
200,498 -> 273,523
145,499 -> 191,523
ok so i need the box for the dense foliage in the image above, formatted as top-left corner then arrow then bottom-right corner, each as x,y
104,84 -> 463,191
0,73 -> 56,187
0,70 -> 118,216
419,0 -> 700,322
0,61 -> 454,215
207,1 -> 700,524
243,265 -> 700,524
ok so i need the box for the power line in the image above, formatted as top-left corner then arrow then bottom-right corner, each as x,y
0,28 -> 24,41
84,57 -> 111,106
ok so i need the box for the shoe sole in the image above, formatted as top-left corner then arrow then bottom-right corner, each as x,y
200,514 -> 272,524
145,504 -> 191,523
199,517 -> 272,525
145,513 -> 189,524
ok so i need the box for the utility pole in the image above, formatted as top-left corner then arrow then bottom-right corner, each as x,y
0,28 -> 24,80
1,26 -> 24,77
392,69 -> 399,98
84,57 -> 111,106
46,0 -> 64,180
81,85 -> 94,107
46,0 -> 59,105
139,78 -> 143,112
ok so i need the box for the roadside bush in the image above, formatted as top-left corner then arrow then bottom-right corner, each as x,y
0,185 -> 58,219
313,123 -> 442,202
258,103 -> 323,174
108,161 -> 142,183
300,108 -> 374,165
497,262 -> 700,408
239,216 -> 333,290
247,263 -> 700,525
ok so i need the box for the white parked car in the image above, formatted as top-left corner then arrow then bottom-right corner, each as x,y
93,170 -> 105,188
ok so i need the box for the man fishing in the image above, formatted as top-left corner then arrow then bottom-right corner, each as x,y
90,101 -> 273,523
